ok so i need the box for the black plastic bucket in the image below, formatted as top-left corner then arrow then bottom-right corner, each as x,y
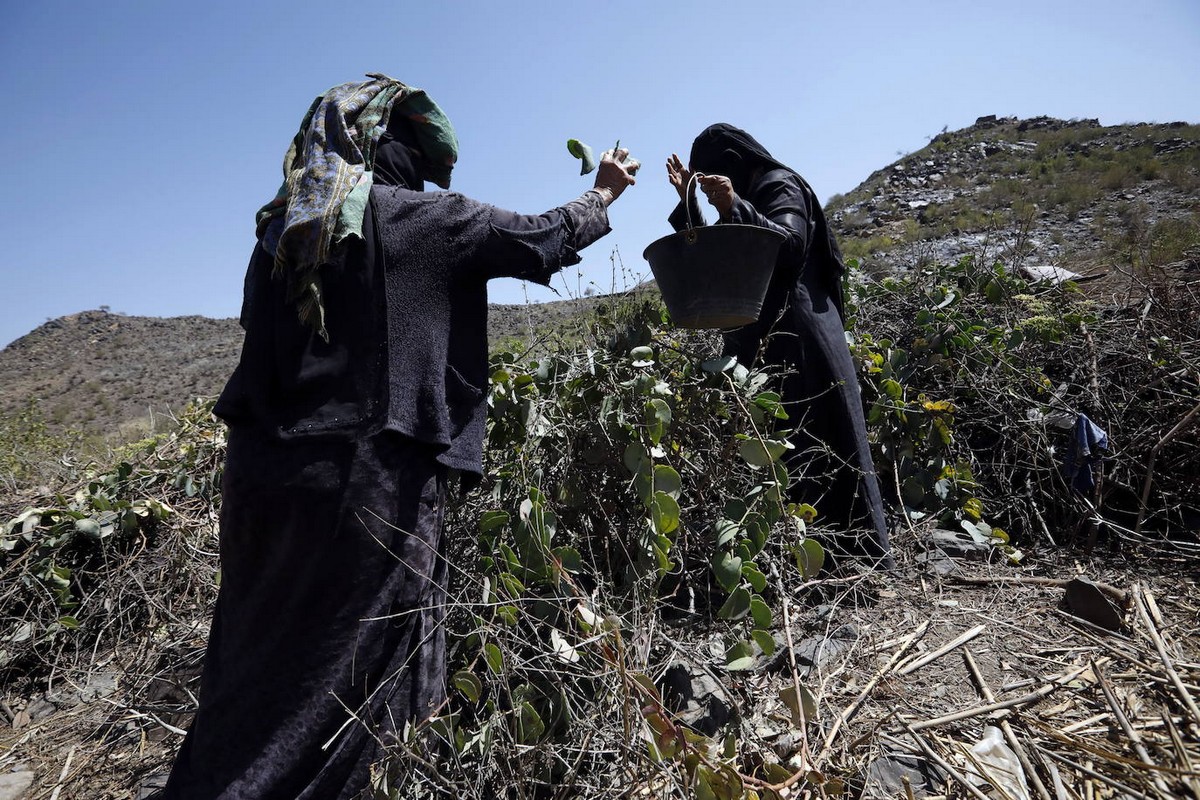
643,224 -> 785,329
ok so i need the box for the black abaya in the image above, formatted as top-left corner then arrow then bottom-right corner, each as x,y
163,137 -> 613,795
672,125 -> 892,565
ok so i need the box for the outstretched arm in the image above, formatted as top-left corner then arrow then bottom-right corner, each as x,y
479,149 -> 638,283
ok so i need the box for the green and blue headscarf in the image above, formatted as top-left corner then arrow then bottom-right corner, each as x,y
257,73 -> 459,340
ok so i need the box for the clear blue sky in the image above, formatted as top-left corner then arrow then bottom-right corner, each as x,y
2,0 -> 1198,348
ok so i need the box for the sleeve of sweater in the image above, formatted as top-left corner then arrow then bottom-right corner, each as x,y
474,189 -> 612,285
726,170 -> 813,260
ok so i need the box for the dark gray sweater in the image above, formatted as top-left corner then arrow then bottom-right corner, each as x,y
215,187 -> 611,478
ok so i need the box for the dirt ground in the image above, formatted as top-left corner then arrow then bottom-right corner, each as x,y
2,522 -> 1197,799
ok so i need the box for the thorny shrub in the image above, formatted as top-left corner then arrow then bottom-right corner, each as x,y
847,255 -> 1199,552
377,297 -> 835,799
0,401 -> 224,686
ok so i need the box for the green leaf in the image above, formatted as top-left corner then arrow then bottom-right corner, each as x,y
645,398 -> 672,444
749,594 -> 772,629
652,465 -> 682,499
718,587 -> 752,620
483,643 -> 504,674
623,442 -> 650,477
499,572 -> 525,597
751,629 -> 776,656
794,538 -> 825,579
984,278 -> 1004,303
549,546 -> 580,574
743,513 -> 768,556
74,518 -> 103,540
738,437 -> 792,467
57,616 -> 81,630
650,492 -> 680,535
452,670 -> 482,703
901,475 -> 927,506
714,518 -> 740,547
935,289 -> 958,309
711,551 -> 743,592
753,391 -> 788,419
479,510 -> 510,533
780,684 -> 817,727
741,562 -> 767,593
629,345 -> 655,366
567,138 -> 597,174
516,701 -> 545,743
724,639 -> 755,670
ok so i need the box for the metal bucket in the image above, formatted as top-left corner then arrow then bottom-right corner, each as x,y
643,223 -> 785,329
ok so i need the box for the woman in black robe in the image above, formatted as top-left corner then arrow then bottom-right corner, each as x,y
666,124 -> 892,566
159,79 -> 638,799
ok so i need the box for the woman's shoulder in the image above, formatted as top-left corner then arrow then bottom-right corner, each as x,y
757,167 -> 804,189
750,168 -> 812,208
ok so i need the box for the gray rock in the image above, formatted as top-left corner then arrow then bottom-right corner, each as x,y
134,772 -> 168,800
24,697 -> 56,721
0,771 -> 36,800
831,623 -> 859,641
788,635 -> 853,677
922,529 -> 993,560
1065,577 -> 1124,632
45,670 -> 119,709
864,752 -> 945,798
915,547 -> 957,576
659,663 -> 732,736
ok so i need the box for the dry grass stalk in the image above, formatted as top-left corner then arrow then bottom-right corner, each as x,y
896,624 -> 987,677
1133,584 -> 1200,722
910,665 -> 1088,732
1092,658 -> 1173,796
963,648 -> 1054,800
892,726 -> 994,800
814,619 -> 931,767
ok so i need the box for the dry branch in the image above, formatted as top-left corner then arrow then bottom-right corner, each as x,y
910,665 -> 1089,732
896,624 -> 986,676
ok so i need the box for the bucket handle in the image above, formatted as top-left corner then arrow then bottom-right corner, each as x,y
683,172 -> 706,243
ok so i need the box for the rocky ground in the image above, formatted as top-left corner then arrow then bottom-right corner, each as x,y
0,524 -> 1196,799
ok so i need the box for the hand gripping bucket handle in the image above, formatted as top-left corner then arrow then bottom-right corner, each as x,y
642,175 -> 786,329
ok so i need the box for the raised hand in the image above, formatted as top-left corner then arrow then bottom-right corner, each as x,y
594,148 -> 639,204
666,153 -> 695,201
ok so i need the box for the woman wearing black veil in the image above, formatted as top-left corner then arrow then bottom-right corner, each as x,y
157,75 -> 637,799
666,124 -> 892,567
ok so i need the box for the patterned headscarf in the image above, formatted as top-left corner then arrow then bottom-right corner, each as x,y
256,73 -> 459,340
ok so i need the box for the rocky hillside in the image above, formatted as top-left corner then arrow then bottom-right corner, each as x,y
1,115 -> 1197,442
828,115 -> 1200,280
0,297 -> 606,442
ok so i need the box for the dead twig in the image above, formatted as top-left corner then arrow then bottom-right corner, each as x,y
896,624 -> 987,676
1034,743 -> 1153,800
814,619 -> 931,766
1092,658 -> 1173,796
1135,400 -> 1200,534
963,648 -> 1054,800
910,664 -> 1089,732
1134,584 -> 1200,723
892,725 -> 994,800
946,575 -> 1128,606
